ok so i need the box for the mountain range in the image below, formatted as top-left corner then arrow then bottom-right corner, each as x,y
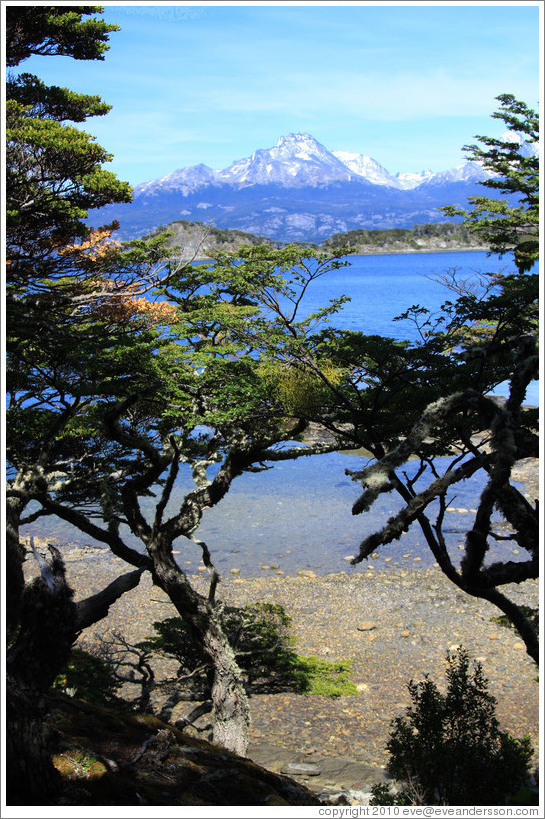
96,131 -> 536,243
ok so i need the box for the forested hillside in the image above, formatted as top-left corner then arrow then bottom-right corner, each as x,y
322,222 -> 488,254
151,220 -> 488,260
146,219 -> 280,259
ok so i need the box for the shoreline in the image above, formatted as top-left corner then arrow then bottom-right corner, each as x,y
323,244 -> 490,257
23,539 -> 539,799
22,452 -> 538,580
21,459 -> 539,786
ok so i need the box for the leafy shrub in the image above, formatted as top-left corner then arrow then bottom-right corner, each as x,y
369,783 -> 412,806
257,359 -> 344,414
138,602 -> 356,698
52,647 -> 122,705
371,649 -> 533,806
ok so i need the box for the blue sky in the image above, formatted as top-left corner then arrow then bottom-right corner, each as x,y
13,2 -> 541,185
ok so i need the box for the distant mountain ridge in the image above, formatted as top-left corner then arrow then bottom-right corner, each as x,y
136,132 -> 492,193
331,151 -> 434,189
97,131 -> 537,243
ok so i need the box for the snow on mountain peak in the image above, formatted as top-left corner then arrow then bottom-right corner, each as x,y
132,131 -> 509,197
394,169 -> 434,189
135,163 -> 218,195
276,132 -> 320,151
423,161 -> 493,186
333,151 -> 401,187
216,132 -> 355,187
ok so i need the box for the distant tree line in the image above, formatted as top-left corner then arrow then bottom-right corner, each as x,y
146,220 -> 484,256
323,222 -> 484,251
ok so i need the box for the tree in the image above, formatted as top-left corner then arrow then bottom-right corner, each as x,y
4,4 -> 351,787
442,94 -> 539,273
225,98 -> 539,662
5,222 -> 193,805
79,603 -> 356,724
371,649 -> 533,805
3,7 -> 163,804
16,243 -> 349,759
5,5 -> 119,66
340,97 -> 539,660
5,6 -> 132,265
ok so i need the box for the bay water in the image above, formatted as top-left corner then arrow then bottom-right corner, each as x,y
23,251 -> 538,575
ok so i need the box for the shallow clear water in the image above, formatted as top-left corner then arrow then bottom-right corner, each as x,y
23,449 -> 527,577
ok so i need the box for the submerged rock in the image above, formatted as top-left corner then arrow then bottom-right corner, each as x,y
281,762 -> 322,777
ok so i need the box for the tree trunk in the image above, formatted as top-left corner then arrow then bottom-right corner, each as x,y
6,545 -> 76,805
6,544 -> 146,805
5,493 -> 78,804
148,548 -> 251,756
202,611 -> 251,757
6,495 -> 27,641
5,684 -> 63,805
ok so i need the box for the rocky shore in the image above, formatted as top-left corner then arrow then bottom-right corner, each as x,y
24,530 -> 540,804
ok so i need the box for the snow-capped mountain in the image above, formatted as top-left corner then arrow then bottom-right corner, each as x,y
97,131 -> 533,243
332,151 -> 399,187
133,133 -> 501,198
394,169 -> 435,189
137,163 -> 219,195
134,133 -> 362,194
332,151 -> 439,190
418,161 -> 492,188
215,133 -> 358,187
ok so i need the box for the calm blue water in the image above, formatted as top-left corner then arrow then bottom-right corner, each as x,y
23,251 -> 538,575
290,250 -> 484,337
283,250 -> 539,405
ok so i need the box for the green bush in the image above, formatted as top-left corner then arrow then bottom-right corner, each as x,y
138,602 -> 356,698
371,649 -> 534,806
52,647 -> 122,705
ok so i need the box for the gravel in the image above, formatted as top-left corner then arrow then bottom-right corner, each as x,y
23,539 -> 539,777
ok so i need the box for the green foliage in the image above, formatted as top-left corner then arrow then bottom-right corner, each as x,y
442,94 -> 538,273
6,5 -> 131,249
257,358 -> 343,414
506,785 -> 540,806
52,648 -> 122,705
153,242 -> 352,434
299,99 -> 539,662
369,783 -> 413,806
5,6 -> 118,67
139,603 -> 356,698
68,750 -> 105,779
146,219 -> 281,249
5,10 -> 172,520
289,656 -> 357,698
371,649 -> 534,805
6,96 -> 131,243
5,5 -> 158,646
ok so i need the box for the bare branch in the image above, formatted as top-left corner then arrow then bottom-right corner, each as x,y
75,567 -> 146,631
